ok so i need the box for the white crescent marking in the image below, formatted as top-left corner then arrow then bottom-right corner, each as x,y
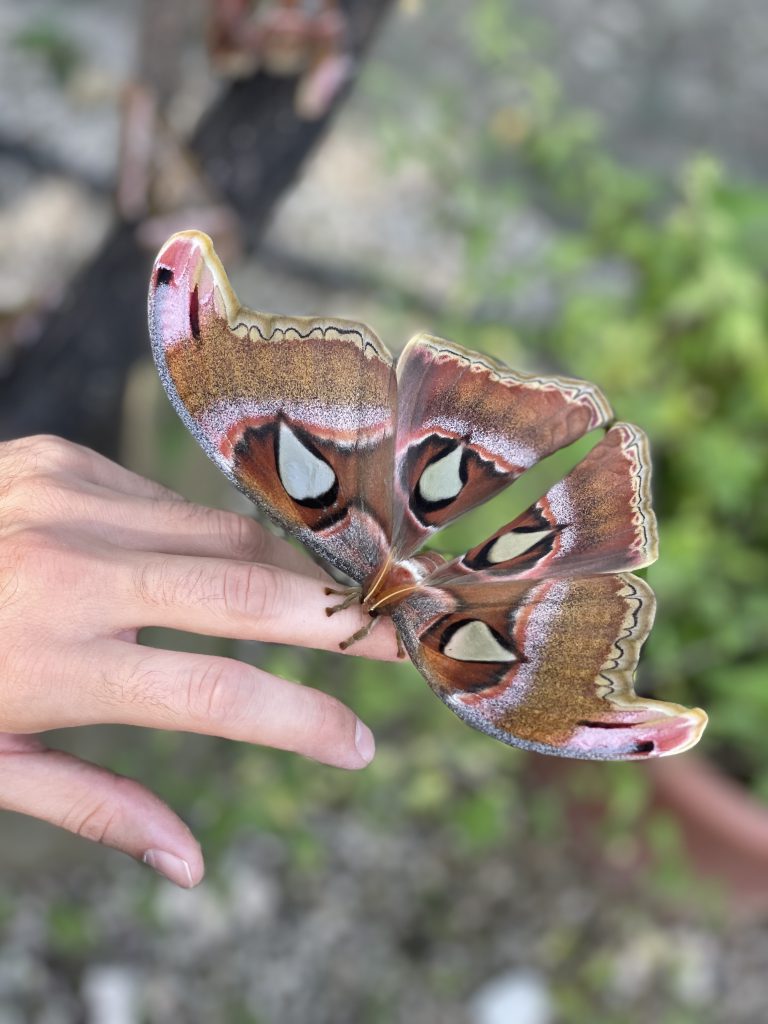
278,422 -> 336,501
443,620 -> 517,663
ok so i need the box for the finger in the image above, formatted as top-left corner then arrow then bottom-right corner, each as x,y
6,465 -> 329,581
2,434 -> 186,503
39,477 -> 329,580
79,457 -> 186,503
116,553 -> 400,661
114,498 -> 328,577
0,733 -> 203,887
11,641 -> 377,770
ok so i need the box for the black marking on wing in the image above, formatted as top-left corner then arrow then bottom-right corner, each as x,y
577,720 -> 630,729
634,741 -> 655,754
232,319 -> 379,357
190,285 -> 200,340
596,576 -> 645,699
624,428 -> 653,554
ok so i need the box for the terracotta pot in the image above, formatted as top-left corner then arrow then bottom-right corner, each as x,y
645,753 -> 768,915
527,750 -> 768,916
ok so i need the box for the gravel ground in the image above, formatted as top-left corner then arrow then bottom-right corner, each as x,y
0,800 -> 735,1024
3,1 -> 768,1021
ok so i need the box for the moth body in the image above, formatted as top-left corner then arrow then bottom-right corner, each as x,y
149,230 -> 707,761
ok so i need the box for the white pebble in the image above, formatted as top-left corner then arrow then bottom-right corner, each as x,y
468,968 -> 554,1024
82,965 -> 140,1024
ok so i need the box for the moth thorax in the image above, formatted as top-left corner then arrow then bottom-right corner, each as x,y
362,559 -> 425,614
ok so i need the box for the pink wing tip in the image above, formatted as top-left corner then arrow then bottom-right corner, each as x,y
149,231 -> 233,349
152,232 -> 213,298
651,706 -> 708,758
569,705 -> 708,760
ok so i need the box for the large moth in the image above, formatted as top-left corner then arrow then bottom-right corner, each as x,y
148,230 -> 707,760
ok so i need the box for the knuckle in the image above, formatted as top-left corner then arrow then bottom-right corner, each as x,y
292,691 -> 349,749
134,558 -> 200,610
133,559 -> 162,607
27,434 -> 80,471
61,783 -> 124,844
133,557 -> 281,619
221,562 -> 256,615
0,528 -> 59,616
221,561 -> 281,619
3,473 -> 66,520
0,640 -> 43,727
2,525 -> 67,576
184,659 -> 255,725
109,653 -> 173,713
0,451 -> 90,533
0,437 -> 64,507
0,458 -> 39,517
221,511 -> 268,562
5,434 -> 75,474
0,558 -> 21,613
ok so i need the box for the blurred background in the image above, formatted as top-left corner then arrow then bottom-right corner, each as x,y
1,1 -> 768,1021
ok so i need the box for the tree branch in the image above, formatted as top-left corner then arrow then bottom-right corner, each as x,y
0,0 -> 394,456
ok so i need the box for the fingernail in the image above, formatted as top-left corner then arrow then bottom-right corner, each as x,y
143,849 -> 195,888
354,719 -> 376,764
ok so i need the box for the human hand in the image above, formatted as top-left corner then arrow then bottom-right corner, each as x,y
0,436 -> 397,887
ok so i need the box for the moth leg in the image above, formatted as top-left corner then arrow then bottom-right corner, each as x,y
395,632 -> 407,660
324,586 -> 361,617
339,617 -> 378,651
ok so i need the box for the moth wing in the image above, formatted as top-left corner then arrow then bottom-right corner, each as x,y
392,573 -> 706,760
391,333 -> 613,559
432,422 -> 658,585
149,231 -> 396,584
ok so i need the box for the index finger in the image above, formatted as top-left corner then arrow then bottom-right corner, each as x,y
3,434 -> 186,503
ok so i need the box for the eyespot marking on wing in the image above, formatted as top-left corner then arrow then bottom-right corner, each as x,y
485,528 -> 554,564
442,620 -> 518,663
277,421 -> 337,507
417,443 -> 466,505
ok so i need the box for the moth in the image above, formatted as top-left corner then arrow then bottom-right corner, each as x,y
148,230 -> 707,760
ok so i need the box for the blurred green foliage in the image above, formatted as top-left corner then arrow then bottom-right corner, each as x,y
12,17 -> 83,85
47,898 -> 98,957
